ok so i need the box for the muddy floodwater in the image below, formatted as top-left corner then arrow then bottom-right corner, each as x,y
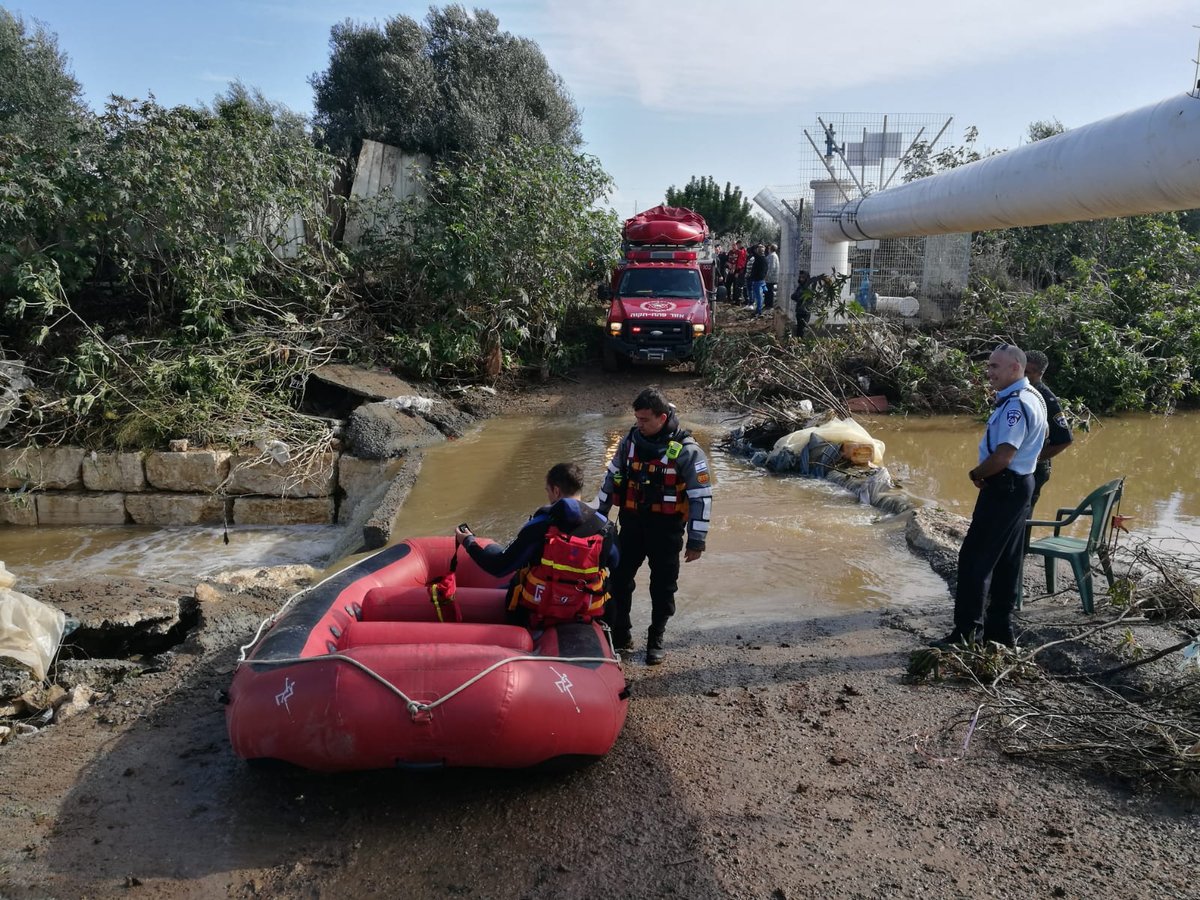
2,410 -> 1197,600
0,524 -> 340,589
390,413 -> 948,629
868,410 -> 1200,547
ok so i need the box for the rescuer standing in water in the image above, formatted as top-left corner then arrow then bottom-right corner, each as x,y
598,387 -> 713,664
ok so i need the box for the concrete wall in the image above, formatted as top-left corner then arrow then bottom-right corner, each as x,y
0,447 -> 392,528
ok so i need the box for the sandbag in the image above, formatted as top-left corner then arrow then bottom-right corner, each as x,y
0,564 -> 66,682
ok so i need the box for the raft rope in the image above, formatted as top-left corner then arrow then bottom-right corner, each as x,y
235,546 -> 396,663
232,546 -> 623,721
239,615 -> 282,662
236,651 -> 619,720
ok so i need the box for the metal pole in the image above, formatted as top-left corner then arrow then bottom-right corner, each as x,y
803,130 -> 853,203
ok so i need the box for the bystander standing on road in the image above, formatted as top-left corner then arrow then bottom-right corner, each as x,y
791,270 -> 812,337
747,243 -> 768,316
714,244 -> 727,301
764,243 -> 779,311
732,240 -> 747,305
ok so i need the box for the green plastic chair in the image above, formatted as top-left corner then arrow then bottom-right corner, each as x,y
1022,477 -> 1125,613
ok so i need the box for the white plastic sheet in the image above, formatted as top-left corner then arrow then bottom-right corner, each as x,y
0,563 -> 66,681
383,395 -> 436,414
772,417 -> 886,466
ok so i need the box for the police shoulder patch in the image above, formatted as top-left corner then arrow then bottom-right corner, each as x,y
697,471 -> 710,485
1006,408 -> 1023,426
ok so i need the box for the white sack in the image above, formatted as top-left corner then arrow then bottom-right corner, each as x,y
0,565 -> 67,681
772,417 -> 886,465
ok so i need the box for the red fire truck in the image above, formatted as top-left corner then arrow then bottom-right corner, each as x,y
599,205 -> 721,370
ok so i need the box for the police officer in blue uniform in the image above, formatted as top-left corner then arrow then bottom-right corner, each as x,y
939,344 -> 1048,648
1024,350 -> 1073,515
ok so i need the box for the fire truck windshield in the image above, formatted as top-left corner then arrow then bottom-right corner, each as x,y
618,268 -> 703,298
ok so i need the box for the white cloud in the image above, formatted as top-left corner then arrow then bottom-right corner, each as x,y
532,0 -> 1194,113
200,71 -> 239,84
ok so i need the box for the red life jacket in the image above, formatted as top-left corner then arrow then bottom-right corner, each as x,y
620,439 -> 687,517
512,520 -> 611,626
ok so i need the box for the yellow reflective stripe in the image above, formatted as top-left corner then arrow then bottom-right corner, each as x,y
537,558 -> 601,575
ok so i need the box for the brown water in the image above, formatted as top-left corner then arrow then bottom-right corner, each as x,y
0,525 -> 341,590
3,410 -> 1196,617
867,411 -> 1200,549
391,414 -> 950,629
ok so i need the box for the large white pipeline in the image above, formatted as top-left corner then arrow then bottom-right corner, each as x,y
813,92 -> 1200,274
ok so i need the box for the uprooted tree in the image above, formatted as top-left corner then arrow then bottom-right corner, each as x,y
1,93 -> 357,450
1,9 -> 617,452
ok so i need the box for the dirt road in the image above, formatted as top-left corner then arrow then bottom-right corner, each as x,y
1,366 -> 1196,899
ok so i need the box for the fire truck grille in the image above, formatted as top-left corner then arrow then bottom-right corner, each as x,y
627,322 -> 689,348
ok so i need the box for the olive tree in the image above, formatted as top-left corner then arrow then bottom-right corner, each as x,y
0,9 -> 88,149
310,4 -> 581,160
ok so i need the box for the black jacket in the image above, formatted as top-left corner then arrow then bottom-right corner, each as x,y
464,498 -> 618,577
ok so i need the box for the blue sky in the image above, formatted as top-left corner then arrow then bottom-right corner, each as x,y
9,1 -> 1199,216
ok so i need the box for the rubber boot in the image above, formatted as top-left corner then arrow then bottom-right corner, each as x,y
611,629 -> 634,658
646,628 -> 666,666
982,625 -> 1017,649
933,628 -> 978,650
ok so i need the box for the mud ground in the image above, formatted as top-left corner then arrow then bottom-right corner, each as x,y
1,359 -> 1198,899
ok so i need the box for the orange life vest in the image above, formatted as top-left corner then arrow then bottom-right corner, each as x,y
620,439 -> 687,517
512,522 -> 610,625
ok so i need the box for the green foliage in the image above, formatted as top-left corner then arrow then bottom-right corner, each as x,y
884,117 -> 1200,414
801,272 -> 852,318
888,339 -> 978,413
741,216 -> 782,250
664,175 -> 757,238
0,135 -> 96,309
1,94 -> 360,448
702,319 -> 980,415
982,211 -> 1198,290
0,9 -> 88,150
905,642 -> 1032,684
960,227 -> 1200,414
1026,118 -> 1064,142
1179,208 -> 1200,238
204,80 -> 311,141
902,126 -> 985,182
0,10 -> 95,315
88,97 -> 345,325
356,139 -> 617,380
310,5 -> 581,160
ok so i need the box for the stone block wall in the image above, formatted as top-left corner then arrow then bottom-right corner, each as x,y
0,447 -> 390,528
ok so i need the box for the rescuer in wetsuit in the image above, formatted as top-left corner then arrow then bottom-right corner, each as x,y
598,388 -> 713,665
456,462 -> 617,626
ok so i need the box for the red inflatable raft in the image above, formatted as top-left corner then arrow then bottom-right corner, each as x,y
622,204 -> 708,245
225,537 -> 629,771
